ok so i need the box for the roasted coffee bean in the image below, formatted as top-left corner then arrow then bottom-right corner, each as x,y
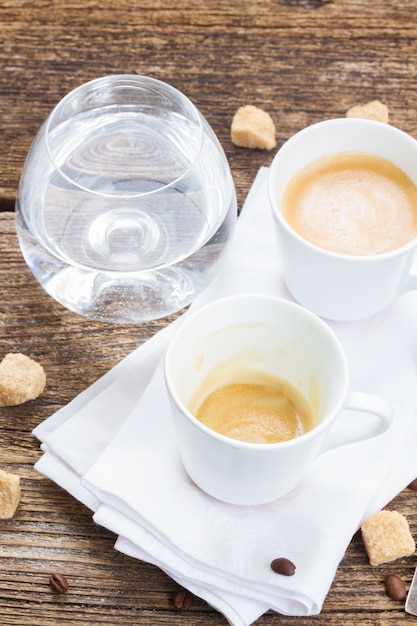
407,478 -> 417,490
385,574 -> 407,601
173,589 -> 194,610
270,557 -> 296,576
49,573 -> 69,594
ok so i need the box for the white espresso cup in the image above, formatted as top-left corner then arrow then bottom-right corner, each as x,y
268,118 -> 417,321
164,294 -> 392,505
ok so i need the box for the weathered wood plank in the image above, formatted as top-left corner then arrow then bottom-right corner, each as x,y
1,0 -> 417,207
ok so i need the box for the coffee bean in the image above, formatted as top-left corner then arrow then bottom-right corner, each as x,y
49,573 -> 69,594
270,557 -> 296,576
385,574 -> 406,601
173,589 -> 194,610
407,478 -> 417,490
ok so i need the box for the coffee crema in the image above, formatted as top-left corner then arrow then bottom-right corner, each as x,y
282,152 -> 417,255
189,371 -> 314,444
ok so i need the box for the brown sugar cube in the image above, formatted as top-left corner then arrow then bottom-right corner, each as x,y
346,100 -> 389,124
0,353 -> 46,407
231,105 -> 276,150
361,510 -> 415,566
0,469 -> 21,519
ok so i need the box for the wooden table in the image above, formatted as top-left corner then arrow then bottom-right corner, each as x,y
0,1 -> 416,624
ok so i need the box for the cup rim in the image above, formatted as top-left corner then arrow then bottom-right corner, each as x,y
45,73 -> 204,198
268,117 -> 417,262
164,293 -> 349,451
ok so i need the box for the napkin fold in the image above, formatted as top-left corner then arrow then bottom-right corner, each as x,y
33,167 -> 417,626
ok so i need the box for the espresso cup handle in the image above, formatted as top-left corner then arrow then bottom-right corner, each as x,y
319,391 -> 393,455
398,264 -> 417,296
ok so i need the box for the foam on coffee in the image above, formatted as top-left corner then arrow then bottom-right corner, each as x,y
282,152 -> 417,255
189,370 -> 314,444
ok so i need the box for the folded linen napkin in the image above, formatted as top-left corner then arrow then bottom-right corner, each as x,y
33,167 -> 417,625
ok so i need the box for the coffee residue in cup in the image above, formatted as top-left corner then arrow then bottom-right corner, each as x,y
189,371 -> 315,444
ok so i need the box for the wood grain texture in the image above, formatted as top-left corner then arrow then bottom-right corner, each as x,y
0,1 -> 417,623
1,0 -> 417,208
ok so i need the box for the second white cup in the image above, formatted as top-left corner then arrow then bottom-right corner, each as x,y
269,118 -> 417,321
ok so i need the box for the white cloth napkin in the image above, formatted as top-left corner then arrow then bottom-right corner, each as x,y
33,167 -> 417,626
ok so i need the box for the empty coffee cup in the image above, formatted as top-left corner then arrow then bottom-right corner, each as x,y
164,294 -> 392,505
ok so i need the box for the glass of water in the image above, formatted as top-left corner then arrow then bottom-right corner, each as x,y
16,75 -> 236,323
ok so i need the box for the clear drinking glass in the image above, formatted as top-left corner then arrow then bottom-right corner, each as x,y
15,75 -> 236,323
